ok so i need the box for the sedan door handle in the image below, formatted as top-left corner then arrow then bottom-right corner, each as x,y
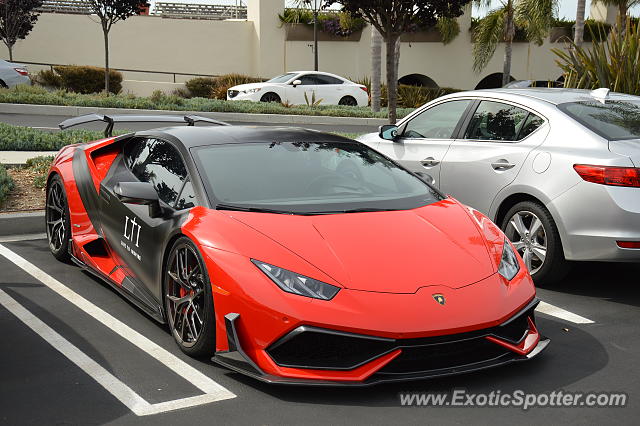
491,160 -> 516,170
421,157 -> 440,168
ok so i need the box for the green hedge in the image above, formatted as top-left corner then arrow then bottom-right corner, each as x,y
0,164 -> 14,204
0,85 -> 414,119
0,122 -> 127,151
25,155 -> 55,189
35,66 -> 123,94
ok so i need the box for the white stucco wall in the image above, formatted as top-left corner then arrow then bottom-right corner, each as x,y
0,0 -> 615,95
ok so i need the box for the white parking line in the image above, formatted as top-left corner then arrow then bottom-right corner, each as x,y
536,300 -> 595,324
0,244 -> 236,416
0,233 -> 46,243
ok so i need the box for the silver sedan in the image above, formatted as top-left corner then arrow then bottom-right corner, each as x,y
0,60 -> 31,88
358,88 -> 640,283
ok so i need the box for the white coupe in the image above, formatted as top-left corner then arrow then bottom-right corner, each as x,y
227,71 -> 369,107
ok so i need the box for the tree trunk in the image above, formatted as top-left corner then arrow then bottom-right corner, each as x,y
394,36 -> 401,86
618,4 -> 628,35
103,25 -> 110,95
502,5 -> 515,87
385,33 -> 400,124
574,0 -> 586,46
7,44 -> 13,62
371,26 -> 382,112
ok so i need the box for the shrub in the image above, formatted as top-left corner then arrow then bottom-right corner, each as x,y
34,69 -> 63,88
185,77 -> 217,98
554,21 -> 640,95
25,155 -> 55,189
279,8 -> 366,37
0,122 -> 128,151
0,164 -> 14,205
211,73 -> 263,100
52,65 -> 123,94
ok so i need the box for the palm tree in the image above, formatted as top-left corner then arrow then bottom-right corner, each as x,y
472,0 -> 558,87
371,25 -> 382,112
575,0 -> 586,46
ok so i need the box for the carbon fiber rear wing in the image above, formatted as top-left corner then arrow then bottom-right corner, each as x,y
59,114 -> 231,137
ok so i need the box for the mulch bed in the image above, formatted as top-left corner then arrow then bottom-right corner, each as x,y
0,167 -> 45,213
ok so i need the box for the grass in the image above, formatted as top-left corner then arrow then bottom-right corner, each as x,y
0,122 -> 364,152
0,85 -> 414,120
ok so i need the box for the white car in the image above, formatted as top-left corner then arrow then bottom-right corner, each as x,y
227,71 -> 369,106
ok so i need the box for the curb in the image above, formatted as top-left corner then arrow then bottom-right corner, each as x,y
0,211 -> 45,236
0,103 -> 389,127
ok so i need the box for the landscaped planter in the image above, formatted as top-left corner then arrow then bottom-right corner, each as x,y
284,23 -> 363,42
550,26 -> 572,43
401,29 -> 442,42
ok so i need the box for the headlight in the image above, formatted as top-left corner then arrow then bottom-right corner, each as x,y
242,88 -> 261,94
498,239 -> 520,281
252,260 -> 340,300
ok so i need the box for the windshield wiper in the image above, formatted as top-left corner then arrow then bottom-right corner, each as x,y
215,203 -> 295,215
309,207 -> 397,214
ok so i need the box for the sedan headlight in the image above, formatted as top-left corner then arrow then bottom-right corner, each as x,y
498,239 -> 520,281
252,260 -> 340,300
242,88 -> 261,94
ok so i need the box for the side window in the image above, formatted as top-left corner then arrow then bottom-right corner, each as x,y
298,75 -> 318,85
315,75 -> 343,85
127,139 -> 188,207
402,100 -> 471,139
518,113 -> 544,139
464,101 -> 531,141
175,180 -> 196,210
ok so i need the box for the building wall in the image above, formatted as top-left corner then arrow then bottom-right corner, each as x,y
0,1 -> 607,95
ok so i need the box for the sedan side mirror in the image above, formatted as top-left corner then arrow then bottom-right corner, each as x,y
292,79 -> 302,88
114,182 -> 163,218
379,124 -> 399,141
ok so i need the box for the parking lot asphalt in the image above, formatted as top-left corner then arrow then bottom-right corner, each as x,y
0,113 -> 376,136
0,235 -> 638,425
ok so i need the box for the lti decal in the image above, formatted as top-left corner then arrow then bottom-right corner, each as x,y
122,216 -> 142,261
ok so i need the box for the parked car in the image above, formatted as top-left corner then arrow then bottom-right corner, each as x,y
358,88 -> 640,284
45,114 -> 547,385
0,60 -> 31,88
227,71 -> 369,106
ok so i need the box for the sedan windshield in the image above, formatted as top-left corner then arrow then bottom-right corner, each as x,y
266,73 -> 296,84
558,100 -> 640,141
192,141 -> 442,214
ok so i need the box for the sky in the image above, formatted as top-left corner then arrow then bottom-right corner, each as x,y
148,1 -> 640,20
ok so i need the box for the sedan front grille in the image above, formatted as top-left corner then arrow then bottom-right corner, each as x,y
228,90 -> 239,98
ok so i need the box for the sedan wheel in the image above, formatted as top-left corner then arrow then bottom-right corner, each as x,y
506,211 -> 546,275
338,96 -> 358,106
501,200 -> 570,285
46,175 -> 71,261
260,92 -> 281,103
165,238 -> 215,357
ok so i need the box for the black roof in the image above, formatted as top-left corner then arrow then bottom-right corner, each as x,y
141,125 -> 356,148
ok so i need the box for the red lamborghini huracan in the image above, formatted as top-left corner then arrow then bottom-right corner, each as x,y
46,114 -> 548,385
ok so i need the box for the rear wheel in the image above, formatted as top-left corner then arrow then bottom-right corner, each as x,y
260,92 -> 281,103
338,96 -> 358,106
46,175 -> 71,262
164,237 -> 216,358
501,201 -> 569,285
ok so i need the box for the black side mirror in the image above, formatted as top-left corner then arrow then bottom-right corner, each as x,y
114,182 -> 163,218
379,124 -> 399,141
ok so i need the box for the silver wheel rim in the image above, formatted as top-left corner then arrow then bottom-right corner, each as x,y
506,210 -> 547,275
46,181 -> 66,252
166,244 -> 205,347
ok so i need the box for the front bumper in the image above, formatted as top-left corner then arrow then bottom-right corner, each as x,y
213,299 -> 548,386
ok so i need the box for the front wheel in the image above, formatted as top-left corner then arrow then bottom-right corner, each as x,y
46,175 -> 71,262
164,237 -> 216,358
260,92 -> 281,103
501,201 -> 569,285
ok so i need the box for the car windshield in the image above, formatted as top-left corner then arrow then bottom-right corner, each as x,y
558,100 -> 640,141
192,141 -> 442,214
266,73 -> 296,83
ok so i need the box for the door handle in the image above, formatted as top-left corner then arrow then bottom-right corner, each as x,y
491,160 -> 516,170
421,157 -> 440,168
